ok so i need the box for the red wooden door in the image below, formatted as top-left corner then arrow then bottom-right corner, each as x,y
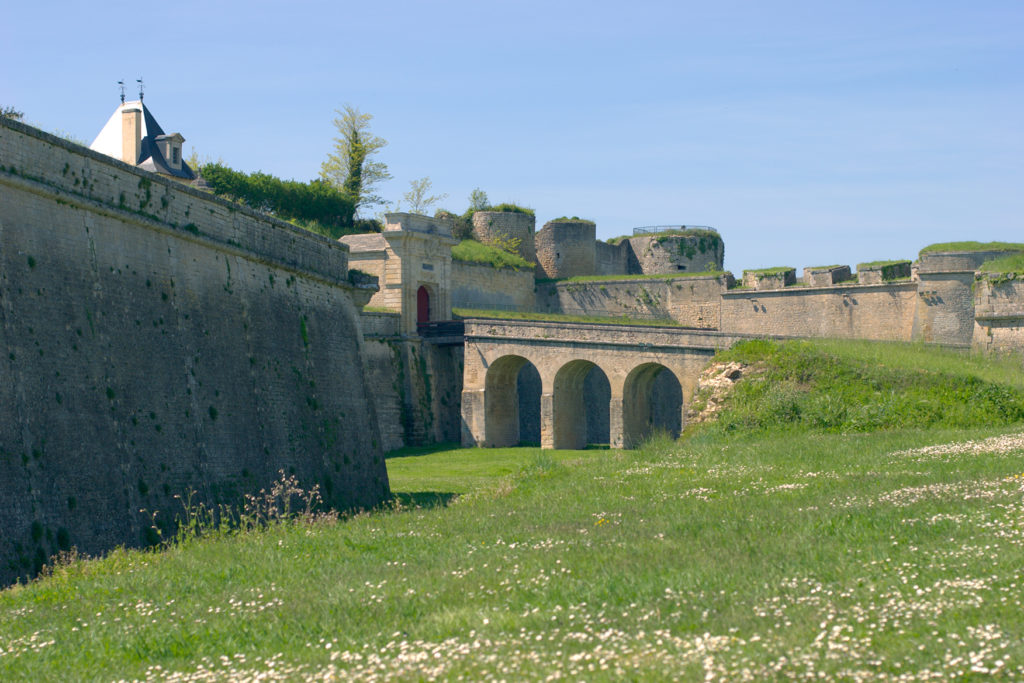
417,286 -> 430,324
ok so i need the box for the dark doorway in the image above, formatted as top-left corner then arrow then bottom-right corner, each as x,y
417,286 -> 431,324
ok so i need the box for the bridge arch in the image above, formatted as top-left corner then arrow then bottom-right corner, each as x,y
621,362 -> 684,448
484,354 -> 541,447
551,360 -> 611,449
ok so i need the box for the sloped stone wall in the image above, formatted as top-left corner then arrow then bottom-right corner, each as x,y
0,119 -> 387,584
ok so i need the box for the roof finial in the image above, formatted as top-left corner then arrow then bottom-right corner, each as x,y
136,78 -> 144,102
118,79 -> 126,104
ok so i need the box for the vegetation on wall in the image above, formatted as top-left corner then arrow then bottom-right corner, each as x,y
548,216 -> 594,224
606,227 -> 720,246
451,240 -> 533,271
920,241 -> 1024,254
979,252 -> 1024,275
535,271 -> 725,284
742,266 -> 795,276
197,163 -> 369,239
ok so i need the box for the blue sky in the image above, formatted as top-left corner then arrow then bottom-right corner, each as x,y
4,1 -> 1022,273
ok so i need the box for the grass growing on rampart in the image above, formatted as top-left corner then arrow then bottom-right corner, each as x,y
451,239 -> 534,271
606,227 -> 721,245
920,241 -> 1024,254
452,307 -> 681,327
857,259 -> 910,268
742,266 -> 795,276
3,340 -> 1024,679
535,271 -> 725,284
979,252 -> 1024,275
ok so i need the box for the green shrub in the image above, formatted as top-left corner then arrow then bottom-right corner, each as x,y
199,163 -> 360,238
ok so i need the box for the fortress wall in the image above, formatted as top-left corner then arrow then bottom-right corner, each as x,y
360,311 -> 401,337
973,277 -> 1024,352
912,250 -> 1021,346
534,221 -> 596,279
450,261 -> 535,311
470,211 -> 536,265
0,120 -> 387,583
720,282 -> 917,340
595,241 -> 628,276
535,275 -> 730,328
360,340 -> 463,451
625,234 -> 725,275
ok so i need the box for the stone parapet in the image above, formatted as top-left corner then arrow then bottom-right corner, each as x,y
0,117 -> 352,288
803,265 -> 852,287
858,260 -> 911,284
743,268 -> 796,290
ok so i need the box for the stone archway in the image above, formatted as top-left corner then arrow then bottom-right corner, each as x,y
622,363 -> 684,448
484,355 -> 541,447
551,360 -> 611,450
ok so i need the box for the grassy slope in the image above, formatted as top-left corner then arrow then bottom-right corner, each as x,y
2,341 -> 1024,680
451,240 -> 533,271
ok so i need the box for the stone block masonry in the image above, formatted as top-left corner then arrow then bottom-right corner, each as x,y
0,119 -> 388,584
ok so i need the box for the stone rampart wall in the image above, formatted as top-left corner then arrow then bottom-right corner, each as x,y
972,276 -> 1024,352
721,282 -> 917,341
595,241 -> 628,275
625,234 -> 725,275
470,211 -> 536,265
0,119 -> 387,583
450,261 -> 535,311
534,221 -> 596,279
535,275 -> 730,328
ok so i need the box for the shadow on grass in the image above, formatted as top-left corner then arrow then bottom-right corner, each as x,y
386,442 -> 461,460
390,491 -> 458,509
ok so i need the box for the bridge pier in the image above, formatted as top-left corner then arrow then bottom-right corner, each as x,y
460,389 -> 486,447
609,398 -> 625,449
540,393 -> 555,450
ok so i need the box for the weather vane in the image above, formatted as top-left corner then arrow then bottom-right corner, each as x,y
118,80 -> 125,104
137,78 -> 144,102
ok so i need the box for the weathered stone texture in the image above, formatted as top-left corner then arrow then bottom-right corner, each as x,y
534,220 -> 596,279
973,276 -> 1024,352
595,241 -> 628,276
470,211 -> 536,265
450,261 -> 535,311
535,274 -> 732,328
721,283 -> 917,340
0,119 -> 387,583
858,261 -> 911,285
742,269 -> 797,290
625,233 -> 725,275
803,266 -> 852,287
911,251 -> 1017,346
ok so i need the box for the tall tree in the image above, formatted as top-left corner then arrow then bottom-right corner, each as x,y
468,187 -> 490,211
320,105 -> 391,217
402,177 -> 448,216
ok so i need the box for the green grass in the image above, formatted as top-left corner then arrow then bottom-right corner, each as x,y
548,216 -> 595,224
980,252 -> 1024,274
3,340 -> 1024,680
857,259 -> 910,268
536,271 -> 724,284
921,241 -> 1024,254
452,307 -> 681,326
742,266 -> 794,276
362,306 -> 396,314
701,339 -> 1024,436
451,239 -> 534,271
606,228 -> 720,245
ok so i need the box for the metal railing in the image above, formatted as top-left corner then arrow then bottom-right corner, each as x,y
632,225 -> 716,235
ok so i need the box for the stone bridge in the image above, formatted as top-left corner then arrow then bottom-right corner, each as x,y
460,319 -> 748,449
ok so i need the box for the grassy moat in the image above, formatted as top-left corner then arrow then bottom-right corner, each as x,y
2,340 -> 1024,680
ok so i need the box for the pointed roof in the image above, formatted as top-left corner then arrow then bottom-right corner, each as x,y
90,100 -> 195,180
